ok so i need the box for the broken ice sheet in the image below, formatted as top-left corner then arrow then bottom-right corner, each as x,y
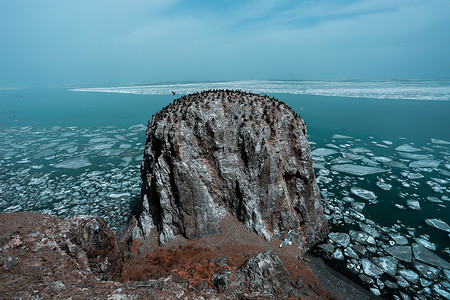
331,134 -> 353,139
376,180 -> 392,191
350,187 -> 377,201
409,160 -> 441,168
395,144 -> 421,152
412,243 -> 450,269
330,164 -> 386,176
53,158 -> 92,169
372,256 -> 398,277
425,218 -> 450,233
406,199 -> 421,210
311,148 -> 337,156
431,138 -> 450,145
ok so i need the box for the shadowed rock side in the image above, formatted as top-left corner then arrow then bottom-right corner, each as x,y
129,89 -> 328,254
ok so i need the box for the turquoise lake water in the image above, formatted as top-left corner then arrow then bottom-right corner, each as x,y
1,81 -> 449,299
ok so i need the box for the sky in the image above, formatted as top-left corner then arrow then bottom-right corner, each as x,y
0,0 -> 449,87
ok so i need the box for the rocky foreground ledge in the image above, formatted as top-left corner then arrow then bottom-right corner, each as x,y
0,212 -> 376,299
1,91 -> 377,299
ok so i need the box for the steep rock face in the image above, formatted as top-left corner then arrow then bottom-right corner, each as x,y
133,90 -> 327,252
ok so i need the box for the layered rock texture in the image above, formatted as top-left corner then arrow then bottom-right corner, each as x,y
131,90 -> 327,253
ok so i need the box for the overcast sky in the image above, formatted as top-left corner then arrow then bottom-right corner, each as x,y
1,0 -> 449,87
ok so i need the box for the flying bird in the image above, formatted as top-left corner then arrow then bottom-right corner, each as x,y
171,91 -> 176,96
279,229 -> 293,248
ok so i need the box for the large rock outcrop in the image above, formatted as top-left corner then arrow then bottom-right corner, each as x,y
131,90 -> 327,253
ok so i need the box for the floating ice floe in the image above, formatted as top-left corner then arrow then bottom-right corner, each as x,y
330,164 -> 386,176
372,156 -> 393,163
431,177 -> 449,184
385,246 -> 412,262
350,187 -> 377,201
412,243 -> 450,269
331,248 -> 344,260
398,269 -> 419,284
311,148 -> 337,156
414,262 -> 440,280
398,152 -> 430,160
53,158 -> 92,169
376,180 -> 392,191
88,137 -> 117,144
361,258 -> 384,277
108,192 -> 131,198
351,202 -> 365,211
406,199 -> 421,210
349,230 -> 376,245
409,160 -> 441,168
389,233 -> 409,246
396,144 -> 421,152
360,223 -> 380,238
328,232 -> 350,248
431,138 -> 450,145
415,238 -> 437,251
86,143 -> 115,151
332,134 -> 353,139
382,140 -> 393,145
425,218 -> 450,233
98,149 -> 124,156
372,256 -> 398,277
349,147 -> 371,153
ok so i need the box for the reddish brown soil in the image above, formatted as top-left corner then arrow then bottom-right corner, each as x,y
120,215 -> 365,299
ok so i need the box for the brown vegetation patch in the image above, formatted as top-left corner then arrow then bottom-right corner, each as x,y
120,244 -> 229,287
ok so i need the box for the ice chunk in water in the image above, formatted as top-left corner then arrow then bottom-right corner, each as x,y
415,238 -> 437,250
372,256 -> 398,277
332,134 -> 353,139
414,262 -> 440,280
86,143 -> 115,151
376,180 -> 392,191
349,230 -> 376,245
389,233 -> 409,246
351,187 -> 377,201
330,164 -> 386,176
431,138 -> 450,145
433,284 -> 450,299
395,144 -> 421,152
328,232 -> 350,247
425,218 -> 450,233
372,156 -> 392,163
398,152 -> 430,160
311,148 -> 337,156
412,243 -> 450,269
385,246 -> 412,262
88,137 -> 116,144
398,269 -> 419,284
409,160 -> 440,168
361,258 -> 384,277
53,158 -> 91,169
351,202 -> 365,211
108,192 -> 131,198
406,199 -> 421,210
331,248 -> 344,260
360,223 -> 380,238
98,149 -> 124,156
431,177 -> 449,184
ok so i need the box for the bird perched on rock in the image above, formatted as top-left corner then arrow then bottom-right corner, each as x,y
279,230 -> 293,248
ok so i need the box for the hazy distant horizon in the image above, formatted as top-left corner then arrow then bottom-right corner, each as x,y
1,0 -> 449,87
